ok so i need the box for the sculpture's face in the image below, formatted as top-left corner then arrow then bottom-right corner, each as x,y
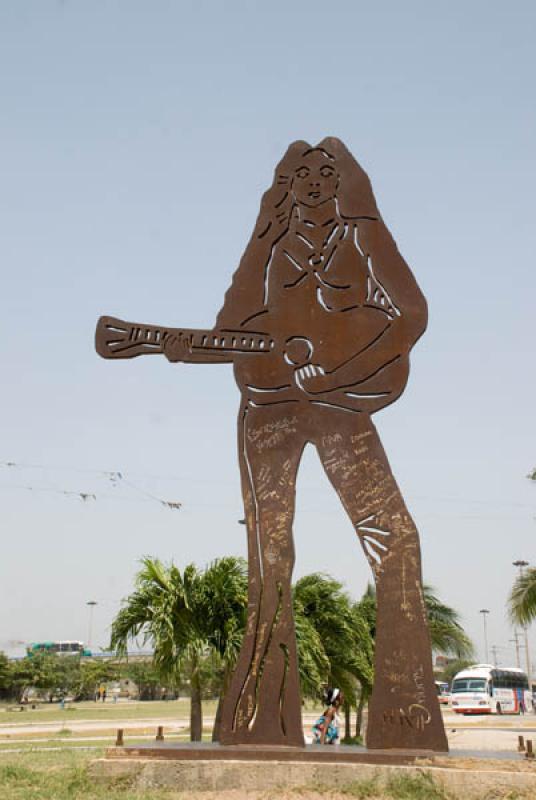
291,151 -> 339,208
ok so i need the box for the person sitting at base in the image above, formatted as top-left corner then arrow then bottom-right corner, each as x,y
312,688 -> 343,745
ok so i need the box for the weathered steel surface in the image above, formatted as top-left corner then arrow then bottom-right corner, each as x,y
96,137 -> 448,752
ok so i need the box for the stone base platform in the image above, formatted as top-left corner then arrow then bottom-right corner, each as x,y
89,743 -> 536,798
107,741 -> 439,765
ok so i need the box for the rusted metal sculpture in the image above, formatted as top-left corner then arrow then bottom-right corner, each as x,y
96,138 -> 448,752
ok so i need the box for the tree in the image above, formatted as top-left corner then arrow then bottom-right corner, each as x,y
509,568 -> 536,627
110,556 -> 248,741
293,574 -> 374,741
41,654 -> 80,701
0,653 -> 10,699
121,660 -> 162,701
7,659 -> 35,703
111,558 -> 470,745
73,659 -> 120,701
437,658 -> 473,686
12,654 -> 81,702
194,557 -> 248,740
423,586 -> 474,659
353,584 -> 377,738
7,655 -> 73,703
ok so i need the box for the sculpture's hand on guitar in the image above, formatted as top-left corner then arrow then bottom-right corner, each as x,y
294,364 -> 330,395
163,334 -> 193,363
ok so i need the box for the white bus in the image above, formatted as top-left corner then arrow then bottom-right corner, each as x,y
435,680 -> 450,705
27,640 -> 91,657
451,664 -> 531,715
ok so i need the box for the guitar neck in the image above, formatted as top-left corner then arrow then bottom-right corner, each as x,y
95,316 -> 275,360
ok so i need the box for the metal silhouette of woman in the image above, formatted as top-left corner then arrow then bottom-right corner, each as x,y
95,137 -> 448,752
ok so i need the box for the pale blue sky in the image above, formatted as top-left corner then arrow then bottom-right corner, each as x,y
1,1 -> 535,665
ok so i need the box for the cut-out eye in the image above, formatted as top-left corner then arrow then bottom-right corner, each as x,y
320,166 -> 335,177
295,167 -> 310,179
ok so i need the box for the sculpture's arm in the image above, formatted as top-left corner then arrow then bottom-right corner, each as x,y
162,334 -> 233,364
360,218 -> 428,348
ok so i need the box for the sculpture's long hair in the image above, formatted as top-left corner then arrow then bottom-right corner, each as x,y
216,138 -> 380,328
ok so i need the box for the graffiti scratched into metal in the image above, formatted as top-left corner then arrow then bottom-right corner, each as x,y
95,138 -> 448,752
383,705 -> 432,731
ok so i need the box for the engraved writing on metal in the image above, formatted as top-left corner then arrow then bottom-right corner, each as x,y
96,137 -> 448,752
383,705 -> 432,731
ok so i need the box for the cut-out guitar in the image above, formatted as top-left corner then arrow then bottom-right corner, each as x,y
95,315 -> 407,412
95,315 -> 273,361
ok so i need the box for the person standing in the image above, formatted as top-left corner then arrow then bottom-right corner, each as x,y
312,688 -> 343,745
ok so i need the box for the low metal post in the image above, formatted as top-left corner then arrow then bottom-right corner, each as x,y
518,735 -> 525,752
526,739 -> 534,759
156,725 -> 164,741
115,728 -> 124,747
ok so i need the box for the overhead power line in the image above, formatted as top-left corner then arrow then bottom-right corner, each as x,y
0,462 -> 182,510
0,459 -> 534,519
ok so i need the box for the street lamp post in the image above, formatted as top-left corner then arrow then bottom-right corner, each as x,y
479,609 -> 490,663
513,560 -> 532,687
86,601 -> 97,651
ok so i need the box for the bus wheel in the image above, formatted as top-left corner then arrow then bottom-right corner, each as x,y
496,703 -> 502,714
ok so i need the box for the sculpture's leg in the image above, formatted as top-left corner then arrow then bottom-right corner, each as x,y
316,409 -> 448,752
220,403 -> 305,746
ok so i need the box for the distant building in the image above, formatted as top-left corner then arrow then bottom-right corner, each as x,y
434,654 -> 458,673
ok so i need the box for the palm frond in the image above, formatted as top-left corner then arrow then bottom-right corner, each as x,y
509,569 -> 536,627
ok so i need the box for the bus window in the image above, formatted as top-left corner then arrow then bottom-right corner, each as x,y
468,680 -> 486,692
452,679 -> 486,693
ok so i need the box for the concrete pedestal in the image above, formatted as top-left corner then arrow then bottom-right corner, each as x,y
89,743 -> 536,798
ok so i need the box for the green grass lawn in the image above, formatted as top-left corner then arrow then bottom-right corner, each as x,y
0,749 -> 166,800
0,728 -> 213,753
0,699 -> 218,726
0,699 -> 328,727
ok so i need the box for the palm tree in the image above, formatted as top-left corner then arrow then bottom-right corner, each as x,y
423,585 -> 474,659
195,557 -> 248,740
353,585 -> 377,738
293,574 -> 374,740
110,556 -> 247,741
112,560 -> 469,744
509,568 -> 536,627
